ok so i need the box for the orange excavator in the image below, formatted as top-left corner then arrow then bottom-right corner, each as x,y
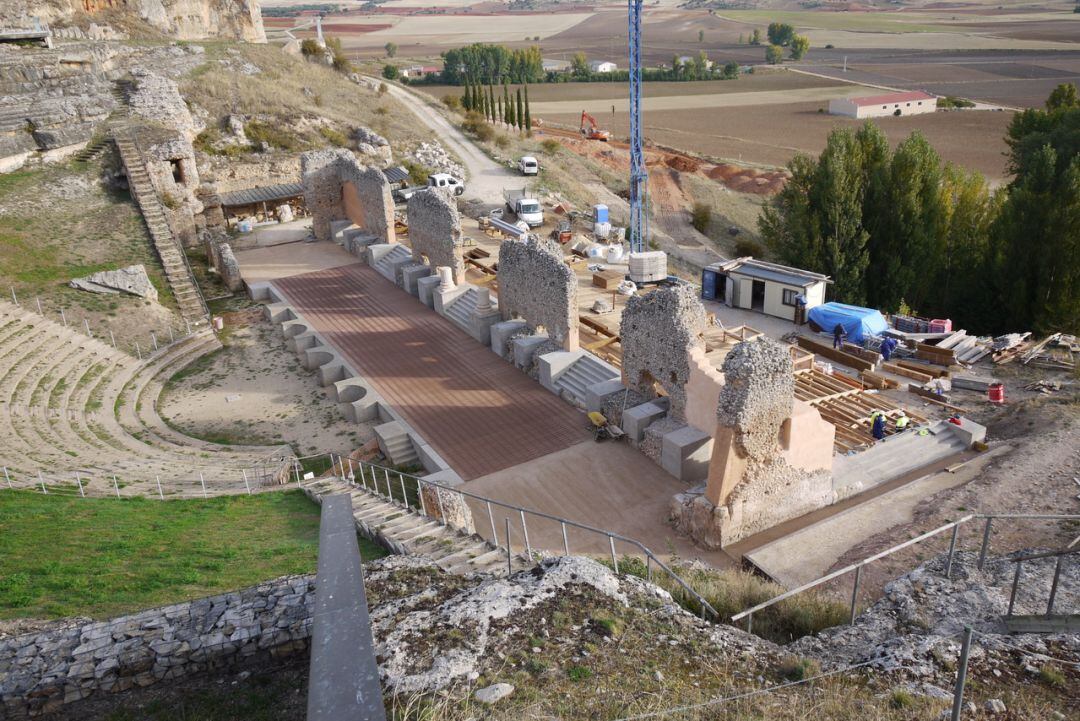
580,110 -> 611,142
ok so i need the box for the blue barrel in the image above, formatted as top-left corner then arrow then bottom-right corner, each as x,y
593,204 -> 608,224
701,268 -> 718,300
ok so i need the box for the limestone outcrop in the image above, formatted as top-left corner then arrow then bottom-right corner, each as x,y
70,265 -> 158,301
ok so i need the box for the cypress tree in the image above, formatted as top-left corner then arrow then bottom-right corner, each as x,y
524,84 -> 532,130
516,88 -> 524,129
488,85 -> 496,122
463,80 -> 472,111
503,82 -> 511,125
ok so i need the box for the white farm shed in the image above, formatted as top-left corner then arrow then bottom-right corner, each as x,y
589,60 -> 617,73
828,91 -> 936,119
703,258 -> 830,323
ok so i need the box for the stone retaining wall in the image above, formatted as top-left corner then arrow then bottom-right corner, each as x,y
0,575 -> 314,719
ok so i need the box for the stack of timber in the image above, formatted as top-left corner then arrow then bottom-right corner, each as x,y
992,333 -> 1032,364
934,330 -> 992,364
1019,333 -> 1077,371
796,335 -> 875,372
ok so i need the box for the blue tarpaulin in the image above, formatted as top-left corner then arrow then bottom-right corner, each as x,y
807,303 -> 888,345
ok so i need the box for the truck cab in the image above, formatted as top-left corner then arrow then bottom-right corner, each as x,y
518,156 -> 539,176
428,173 -> 465,196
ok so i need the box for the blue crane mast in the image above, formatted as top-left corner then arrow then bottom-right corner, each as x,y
627,0 -> 647,254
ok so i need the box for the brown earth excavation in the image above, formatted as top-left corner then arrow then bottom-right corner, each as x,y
273,263 -> 589,480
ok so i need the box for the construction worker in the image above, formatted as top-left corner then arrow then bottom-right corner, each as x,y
894,411 -> 910,433
871,411 -> 886,441
880,336 -> 898,361
833,323 -> 846,350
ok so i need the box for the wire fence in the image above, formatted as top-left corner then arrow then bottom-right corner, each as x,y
6,287 -> 197,360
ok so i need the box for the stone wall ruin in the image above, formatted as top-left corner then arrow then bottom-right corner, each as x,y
406,189 -> 463,283
671,338 -> 834,548
300,148 -> 394,245
620,285 -> 707,421
496,235 -> 578,351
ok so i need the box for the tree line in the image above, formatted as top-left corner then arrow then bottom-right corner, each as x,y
460,80 -> 533,132
759,84 -> 1080,336
439,44 -> 545,85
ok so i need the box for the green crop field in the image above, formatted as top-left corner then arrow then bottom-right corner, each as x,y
0,490 -> 387,620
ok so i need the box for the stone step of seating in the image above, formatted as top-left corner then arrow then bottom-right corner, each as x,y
442,288 -> 479,329
832,421 -> 968,495
553,353 -> 621,405
372,245 -> 412,282
381,434 -> 420,467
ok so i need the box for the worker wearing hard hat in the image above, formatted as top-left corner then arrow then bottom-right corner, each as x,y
894,412 -> 910,433
870,410 -> 886,441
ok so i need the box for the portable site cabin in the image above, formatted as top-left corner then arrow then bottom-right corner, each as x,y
701,258 -> 830,323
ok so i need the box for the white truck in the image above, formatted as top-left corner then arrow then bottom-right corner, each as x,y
503,187 -> 544,227
392,173 -> 466,204
518,156 -> 539,176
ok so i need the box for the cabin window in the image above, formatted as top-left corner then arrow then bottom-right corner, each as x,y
782,289 -> 799,306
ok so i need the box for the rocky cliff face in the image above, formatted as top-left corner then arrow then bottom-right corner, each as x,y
0,0 -> 265,43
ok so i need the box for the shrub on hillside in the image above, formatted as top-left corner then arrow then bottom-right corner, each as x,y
541,138 -> 560,154
734,238 -> 764,257
690,202 -> 712,234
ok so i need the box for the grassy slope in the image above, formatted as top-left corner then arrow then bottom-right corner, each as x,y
0,159 -> 182,348
0,490 -> 386,620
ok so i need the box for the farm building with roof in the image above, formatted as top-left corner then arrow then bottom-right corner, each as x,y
828,91 -> 936,119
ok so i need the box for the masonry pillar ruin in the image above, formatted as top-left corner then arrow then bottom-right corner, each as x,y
406,189 -> 464,283
495,235 -> 578,352
300,149 -> 395,245
670,338 -> 835,549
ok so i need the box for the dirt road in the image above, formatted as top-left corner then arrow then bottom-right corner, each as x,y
377,79 -> 515,204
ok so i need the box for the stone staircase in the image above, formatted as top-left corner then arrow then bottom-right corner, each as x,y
832,420 -> 970,497
372,244 -> 412,283
0,302 -> 292,494
442,287 -> 483,329
379,427 -> 420,468
551,353 -> 622,405
112,129 -> 208,327
302,476 -> 530,576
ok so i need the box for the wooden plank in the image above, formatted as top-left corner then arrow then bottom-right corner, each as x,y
584,336 -> 620,351
896,359 -> 949,378
907,384 -> 969,412
796,336 -> 874,372
881,362 -> 934,384
916,349 -> 955,366
860,370 -> 900,390
581,315 -> 617,338
840,342 -> 882,366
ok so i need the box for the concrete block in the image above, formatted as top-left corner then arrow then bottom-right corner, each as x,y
288,331 -> 318,354
661,425 -> 713,482
945,417 -> 987,448
343,228 -> 378,256
512,335 -> 549,370
280,318 -> 309,342
263,302 -> 294,324
585,379 -> 627,413
330,219 -> 355,245
373,421 -> 412,466
490,319 -> 528,356
468,308 -> 502,345
366,243 -> 398,266
422,468 -> 464,487
247,281 -> 275,301
400,263 -> 432,296
417,275 -> 441,308
332,378 -> 380,422
623,401 -> 668,443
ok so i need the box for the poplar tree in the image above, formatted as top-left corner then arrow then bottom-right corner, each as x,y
524,84 -> 532,131
516,87 -> 524,129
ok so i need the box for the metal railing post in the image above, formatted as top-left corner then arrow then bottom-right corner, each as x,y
950,626 -> 973,721
418,479 -> 427,516
35,297 -> 42,315
1007,561 -> 1022,618
199,472 -> 207,498
608,534 -> 618,573
977,517 -> 993,570
504,517 -> 512,576
155,475 -> 164,500
109,330 -> 116,349
383,468 -> 391,501
436,487 -> 446,525
112,475 -> 120,499
849,565 -> 862,625
486,501 -> 496,541
746,612 -> 752,634
646,555 -> 652,582
348,458 -> 354,482
242,468 -> 251,495
519,509 -> 532,560
10,287 -> 17,305
84,319 -> 92,337
399,476 -> 408,509
60,307 -> 66,326
1046,555 -> 1064,615
561,521 -> 569,556
3,466 -> 11,490
38,471 -> 46,493
150,331 -> 158,351
135,341 -> 141,359
74,472 -> 85,498
945,523 -> 960,579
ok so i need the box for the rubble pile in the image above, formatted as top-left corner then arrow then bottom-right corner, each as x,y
408,141 -> 465,180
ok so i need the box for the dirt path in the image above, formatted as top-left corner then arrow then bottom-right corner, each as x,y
377,79 -> 516,203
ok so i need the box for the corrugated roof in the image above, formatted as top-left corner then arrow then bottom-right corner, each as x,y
382,166 -> 409,184
219,182 -> 303,207
849,91 -> 935,107
728,264 -> 818,287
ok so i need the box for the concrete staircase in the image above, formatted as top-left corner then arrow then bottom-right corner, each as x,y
551,353 -> 621,405
442,287 -> 483,329
832,420 -> 969,497
0,301 -> 292,493
301,476 -> 530,576
372,244 -> 411,283
112,129 -> 208,327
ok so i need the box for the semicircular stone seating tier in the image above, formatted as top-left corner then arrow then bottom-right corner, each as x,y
0,302 -> 294,496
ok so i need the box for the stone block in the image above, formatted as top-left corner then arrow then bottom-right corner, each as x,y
538,350 -> 583,394
512,335 -> 549,369
943,417 -> 987,447
585,379 -> 627,413
330,219 -> 355,245
623,402 -> 668,443
489,319 -> 527,357
661,426 -> 713,482
417,275 -> 441,308
400,263 -> 432,296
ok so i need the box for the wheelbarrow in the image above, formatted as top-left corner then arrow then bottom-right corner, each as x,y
587,411 -> 625,442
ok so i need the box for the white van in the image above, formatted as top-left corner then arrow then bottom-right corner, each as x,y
518,156 -> 539,176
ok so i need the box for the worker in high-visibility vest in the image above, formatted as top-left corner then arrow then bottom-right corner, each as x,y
871,411 -> 886,441
894,412 -> 910,433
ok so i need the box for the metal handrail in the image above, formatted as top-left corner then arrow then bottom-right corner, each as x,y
325,455 -> 720,620
731,512 -> 1080,631
1007,545 -> 1078,618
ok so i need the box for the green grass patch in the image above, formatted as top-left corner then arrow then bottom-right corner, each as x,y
0,490 -> 387,620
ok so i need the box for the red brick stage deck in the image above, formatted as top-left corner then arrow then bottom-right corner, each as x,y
274,263 -> 589,480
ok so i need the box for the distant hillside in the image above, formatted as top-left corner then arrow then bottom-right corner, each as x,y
0,0 -> 266,42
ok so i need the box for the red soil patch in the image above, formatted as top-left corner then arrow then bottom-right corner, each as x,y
666,155 -> 700,173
